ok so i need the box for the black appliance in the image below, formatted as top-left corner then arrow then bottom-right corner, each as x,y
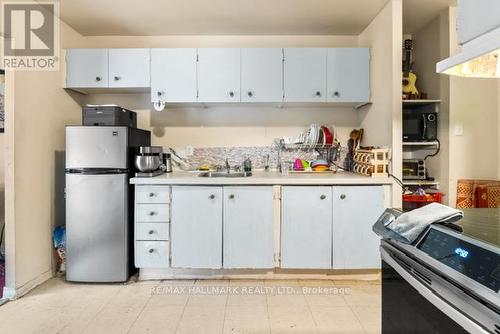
403,110 -> 438,141
378,209 -> 500,334
83,105 -> 137,127
403,159 -> 426,180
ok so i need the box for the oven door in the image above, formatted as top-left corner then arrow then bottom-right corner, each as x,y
402,161 -> 420,180
403,112 -> 425,141
381,243 -> 493,334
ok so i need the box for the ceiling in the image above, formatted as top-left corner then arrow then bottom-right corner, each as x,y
57,0 -> 456,36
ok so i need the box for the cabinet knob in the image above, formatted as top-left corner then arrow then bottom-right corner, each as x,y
149,192 -> 155,197
209,194 -> 216,200
340,194 -> 346,200
114,76 -> 121,81
149,211 -> 156,216
229,194 -> 235,199
95,76 -> 102,82
148,248 -> 155,253
148,230 -> 155,235
333,91 -> 340,97
229,91 -> 235,97
247,91 -> 253,97
157,91 -> 163,97
315,91 -> 321,97
320,195 -> 326,200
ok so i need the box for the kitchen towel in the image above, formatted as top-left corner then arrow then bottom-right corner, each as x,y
386,203 -> 464,244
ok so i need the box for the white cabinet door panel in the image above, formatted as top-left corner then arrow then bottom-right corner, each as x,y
151,48 -> 197,103
332,186 -> 384,269
108,48 -> 150,88
241,48 -> 283,102
66,49 -> 108,88
197,48 -> 240,102
223,186 -> 274,268
327,48 -> 370,102
281,186 -> 332,269
283,48 -> 327,102
171,186 -> 223,268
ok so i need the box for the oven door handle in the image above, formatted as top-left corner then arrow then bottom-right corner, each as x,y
422,114 -> 428,140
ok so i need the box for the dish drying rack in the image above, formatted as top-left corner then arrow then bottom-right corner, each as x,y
276,139 -> 341,172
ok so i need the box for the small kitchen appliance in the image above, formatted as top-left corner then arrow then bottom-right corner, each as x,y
65,126 -> 150,282
83,105 -> 137,127
403,109 -> 438,142
402,159 -> 426,180
135,146 -> 165,177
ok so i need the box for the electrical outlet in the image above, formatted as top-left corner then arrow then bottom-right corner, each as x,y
185,146 -> 194,156
454,122 -> 464,136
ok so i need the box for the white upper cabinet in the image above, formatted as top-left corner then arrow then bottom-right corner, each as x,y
108,48 -> 150,88
151,48 -> 197,103
66,49 -> 109,88
327,48 -> 370,103
283,48 -> 327,102
197,48 -> 241,103
332,186 -> 384,269
241,48 -> 283,102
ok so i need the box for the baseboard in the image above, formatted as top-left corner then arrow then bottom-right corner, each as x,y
5,269 -> 53,299
139,268 -> 381,281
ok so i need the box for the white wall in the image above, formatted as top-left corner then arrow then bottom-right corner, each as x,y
358,0 -> 403,207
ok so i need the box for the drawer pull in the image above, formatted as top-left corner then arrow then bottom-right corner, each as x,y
320,195 -> 326,200
209,194 -> 215,200
340,194 -> 346,200
149,192 -> 155,197
148,230 -> 155,235
148,248 -> 155,253
229,194 -> 235,199
149,211 -> 156,216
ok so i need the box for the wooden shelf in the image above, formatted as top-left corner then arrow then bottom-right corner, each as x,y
403,141 -> 439,147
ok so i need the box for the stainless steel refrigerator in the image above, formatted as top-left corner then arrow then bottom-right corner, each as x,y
65,126 -> 150,282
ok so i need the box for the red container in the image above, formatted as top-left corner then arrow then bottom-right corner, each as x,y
403,192 -> 443,211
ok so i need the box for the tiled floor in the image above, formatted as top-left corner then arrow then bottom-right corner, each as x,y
0,277 -> 381,334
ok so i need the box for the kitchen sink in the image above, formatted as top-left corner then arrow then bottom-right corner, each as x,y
198,171 -> 252,178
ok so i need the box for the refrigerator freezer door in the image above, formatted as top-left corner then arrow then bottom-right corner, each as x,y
66,126 -> 128,169
66,172 -> 129,282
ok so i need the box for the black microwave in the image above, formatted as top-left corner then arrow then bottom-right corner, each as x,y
403,110 -> 438,141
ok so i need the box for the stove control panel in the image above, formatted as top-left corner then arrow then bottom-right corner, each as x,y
417,228 -> 500,293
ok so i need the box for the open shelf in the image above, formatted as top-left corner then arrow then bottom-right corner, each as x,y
402,99 -> 441,106
403,141 -> 439,147
403,180 -> 440,187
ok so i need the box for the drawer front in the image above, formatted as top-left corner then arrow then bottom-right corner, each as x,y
136,204 -> 170,222
136,223 -> 169,241
135,241 -> 169,268
136,186 -> 171,204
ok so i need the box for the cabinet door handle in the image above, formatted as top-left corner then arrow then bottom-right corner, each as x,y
333,91 -> 340,97
157,91 -> 164,97
114,76 -> 121,81
209,194 -> 216,200
315,91 -> 322,97
247,91 -> 253,97
148,248 -> 155,253
149,211 -> 156,216
95,76 -> 102,82
320,195 -> 326,200
340,194 -> 346,200
149,192 -> 155,197
148,230 -> 155,235
229,91 -> 235,98
229,194 -> 235,199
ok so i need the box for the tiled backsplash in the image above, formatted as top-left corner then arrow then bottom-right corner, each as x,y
176,145 -> 347,170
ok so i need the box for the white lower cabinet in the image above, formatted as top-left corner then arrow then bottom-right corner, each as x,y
135,241 -> 170,268
171,186 -> 223,269
281,186 -> 333,269
332,186 -> 384,269
223,186 -> 275,268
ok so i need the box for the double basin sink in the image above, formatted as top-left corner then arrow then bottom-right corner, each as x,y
198,171 -> 253,178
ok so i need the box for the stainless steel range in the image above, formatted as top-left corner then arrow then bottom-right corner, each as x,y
376,209 -> 500,334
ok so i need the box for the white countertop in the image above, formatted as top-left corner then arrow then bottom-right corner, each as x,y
130,171 -> 393,185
